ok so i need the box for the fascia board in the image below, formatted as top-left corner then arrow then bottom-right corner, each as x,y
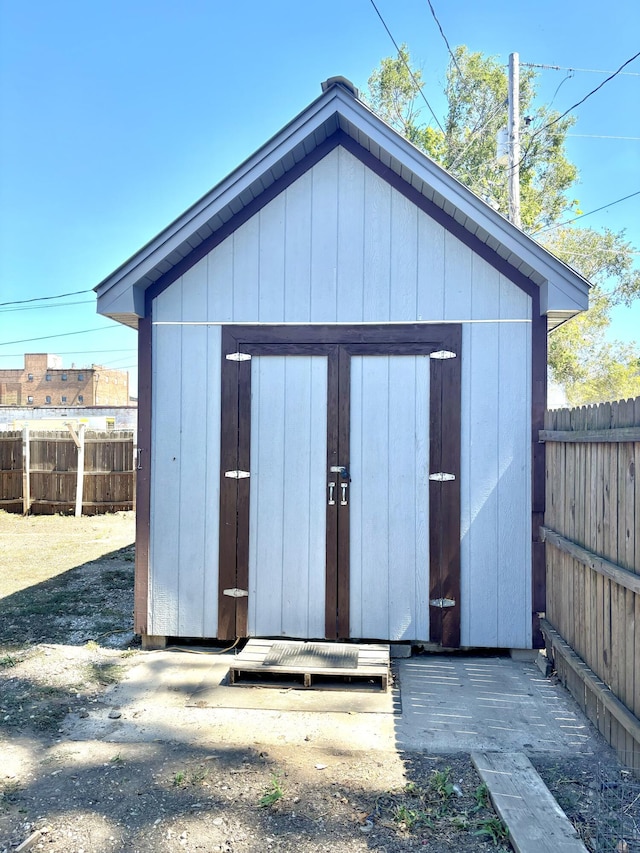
95,84 -> 589,319
541,280 -> 590,316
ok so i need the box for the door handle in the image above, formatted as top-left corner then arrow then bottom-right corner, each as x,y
340,482 -> 348,506
328,482 -> 336,505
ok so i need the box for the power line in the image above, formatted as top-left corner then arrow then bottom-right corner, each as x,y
368,0 -> 445,133
546,51 -> 640,130
0,299 -> 95,313
532,190 -> 640,235
549,249 -> 640,258
522,62 -> 640,77
520,50 -> 640,168
0,326 -> 120,347
0,349 -> 137,358
567,133 -> 640,140
425,0 -> 462,76
0,288 -> 93,308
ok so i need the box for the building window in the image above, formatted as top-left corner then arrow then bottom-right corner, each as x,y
45,374 -> 52,381
62,373 -> 67,381
78,395 -> 84,403
61,396 -> 67,403
27,395 -> 34,404
78,373 -> 84,381
45,395 -> 51,404
27,373 -> 33,381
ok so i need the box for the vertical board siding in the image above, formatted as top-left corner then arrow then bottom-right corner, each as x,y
203,324 -> 222,638
150,283 -> 183,635
389,191 -> 419,321
363,169 -> 392,321
416,214 -> 445,320
462,260 -> 501,646
284,171 -> 313,322
310,152 -> 339,322
544,398 -> 640,769
151,283 -> 221,637
459,265 -> 532,648
152,144 -> 533,647
496,277 -> 532,647
248,356 -> 327,638
349,355 -> 430,641
177,263 -> 208,636
336,150 -> 365,322
258,194 -> 286,322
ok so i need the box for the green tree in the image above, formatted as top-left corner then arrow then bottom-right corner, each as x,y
366,46 -> 640,404
542,226 -> 640,405
366,45 -> 579,232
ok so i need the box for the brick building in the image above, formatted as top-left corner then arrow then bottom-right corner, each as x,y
0,354 -> 130,407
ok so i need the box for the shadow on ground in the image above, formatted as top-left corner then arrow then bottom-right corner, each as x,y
0,544 -> 135,648
1,738 -> 510,853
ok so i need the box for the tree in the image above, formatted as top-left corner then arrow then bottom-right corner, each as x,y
366,47 -> 640,404
366,45 -> 579,232
542,226 -> 640,405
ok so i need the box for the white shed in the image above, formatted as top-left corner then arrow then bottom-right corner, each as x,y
96,78 -> 589,651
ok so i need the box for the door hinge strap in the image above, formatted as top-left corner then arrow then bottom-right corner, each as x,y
226,352 -> 252,362
223,588 -> 249,598
429,472 -> 456,482
225,470 -> 250,479
430,350 -> 457,360
430,598 -> 456,608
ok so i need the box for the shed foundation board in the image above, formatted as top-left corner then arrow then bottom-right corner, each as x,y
228,639 -> 389,690
471,751 -> 588,853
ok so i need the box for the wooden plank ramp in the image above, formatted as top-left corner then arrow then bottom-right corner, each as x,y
471,752 -> 588,853
228,639 -> 389,690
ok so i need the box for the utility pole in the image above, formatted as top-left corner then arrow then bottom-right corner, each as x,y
508,52 -> 521,228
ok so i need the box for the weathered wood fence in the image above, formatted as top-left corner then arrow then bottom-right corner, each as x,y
0,429 -> 135,515
540,398 -> 640,769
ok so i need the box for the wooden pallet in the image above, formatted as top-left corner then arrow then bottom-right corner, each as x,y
228,639 -> 390,691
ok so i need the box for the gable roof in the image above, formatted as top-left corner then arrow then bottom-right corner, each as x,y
95,79 -> 590,331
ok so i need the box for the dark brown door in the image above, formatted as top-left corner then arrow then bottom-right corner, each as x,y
218,325 -> 461,646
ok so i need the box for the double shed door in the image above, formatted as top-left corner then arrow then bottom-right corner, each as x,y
218,325 -> 461,646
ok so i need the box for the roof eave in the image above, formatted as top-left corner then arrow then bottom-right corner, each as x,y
96,84 -> 591,324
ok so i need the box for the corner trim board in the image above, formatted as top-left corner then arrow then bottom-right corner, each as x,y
134,314 -> 152,635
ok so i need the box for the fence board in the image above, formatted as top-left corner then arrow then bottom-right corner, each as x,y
0,430 -> 134,515
543,398 -> 640,769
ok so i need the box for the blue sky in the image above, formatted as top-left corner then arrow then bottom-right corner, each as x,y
1,0 -> 638,396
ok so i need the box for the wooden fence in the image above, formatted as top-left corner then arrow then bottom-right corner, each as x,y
540,398 -> 640,769
0,429 -> 135,515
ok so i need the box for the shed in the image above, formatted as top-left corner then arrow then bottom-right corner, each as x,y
96,78 -> 590,651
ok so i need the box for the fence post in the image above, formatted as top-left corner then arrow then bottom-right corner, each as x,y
22,425 -> 30,515
75,423 -> 86,518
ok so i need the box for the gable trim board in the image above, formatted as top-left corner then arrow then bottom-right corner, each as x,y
96,85 -> 588,329
138,131 -> 546,313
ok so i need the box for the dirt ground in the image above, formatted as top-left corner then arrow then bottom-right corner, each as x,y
0,511 -> 634,852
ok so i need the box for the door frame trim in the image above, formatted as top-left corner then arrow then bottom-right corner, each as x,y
217,323 -> 462,645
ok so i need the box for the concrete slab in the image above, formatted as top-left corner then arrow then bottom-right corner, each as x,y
394,655 -> 602,755
64,650 -> 607,762
66,651 -> 399,754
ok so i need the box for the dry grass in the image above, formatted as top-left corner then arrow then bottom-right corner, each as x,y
0,510 -> 134,597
